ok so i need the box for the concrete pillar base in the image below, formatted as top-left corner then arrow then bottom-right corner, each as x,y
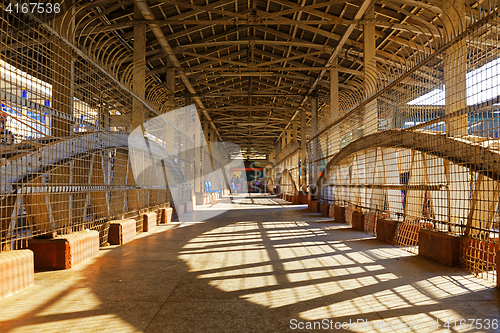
143,212 -> 157,232
28,231 -> 99,270
109,219 -> 136,245
0,250 -> 34,299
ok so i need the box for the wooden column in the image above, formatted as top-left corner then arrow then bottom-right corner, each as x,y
130,6 -> 145,133
292,121 -> 298,143
210,128 -> 216,145
311,97 -> 318,185
194,107 -> 201,194
51,41 -> 73,137
100,103 -> 110,130
363,1 -> 377,135
311,97 -> 318,137
300,108 -> 307,191
444,0 -> 467,137
331,124 -> 340,155
166,68 -> 175,104
330,59 -> 339,122
51,4 -> 75,138
330,60 -> 340,155
162,57 -> 176,114
164,57 -> 176,152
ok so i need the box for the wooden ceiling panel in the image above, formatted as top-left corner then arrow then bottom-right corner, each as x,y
71,0 -> 480,156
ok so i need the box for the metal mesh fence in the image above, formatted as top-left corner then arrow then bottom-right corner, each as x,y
0,5 -> 216,250
276,149 -> 299,196
314,11 -> 500,282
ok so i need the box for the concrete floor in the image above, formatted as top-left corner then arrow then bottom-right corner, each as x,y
0,194 -> 499,333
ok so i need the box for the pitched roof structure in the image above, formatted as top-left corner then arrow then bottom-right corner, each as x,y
66,0 -> 475,158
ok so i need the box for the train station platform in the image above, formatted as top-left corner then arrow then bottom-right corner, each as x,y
0,194 -> 498,332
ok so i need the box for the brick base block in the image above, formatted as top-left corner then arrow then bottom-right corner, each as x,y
160,207 -> 173,224
320,204 -> 330,217
143,212 -> 157,232
309,200 -> 319,213
28,231 -> 99,270
497,251 -> 500,288
298,193 -> 308,204
376,218 -> 398,244
331,206 -> 346,223
351,212 -> 365,231
419,229 -> 460,267
0,250 -> 34,299
109,219 -> 136,245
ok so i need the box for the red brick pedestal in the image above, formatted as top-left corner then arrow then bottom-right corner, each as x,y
419,229 -> 460,267
109,219 -> 136,245
332,205 -> 346,223
309,201 -> 320,213
351,212 -> 365,231
143,212 -> 157,232
297,192 -> 308,204
28,231 -> 99,270
497,251 -> 500,288
160,207 -> 173,224
0,250 -> 34,298
320,204 -> 330,217
376,218 -> 398,244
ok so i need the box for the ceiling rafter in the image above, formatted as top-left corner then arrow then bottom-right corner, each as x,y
70,0 -> 469,157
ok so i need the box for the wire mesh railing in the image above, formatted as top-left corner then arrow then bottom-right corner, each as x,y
0,3 -> 216,250
276,149 -> 300,196
313,10 -> 500,282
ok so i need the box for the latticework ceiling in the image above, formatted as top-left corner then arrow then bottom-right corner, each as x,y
69,0 -> 487,158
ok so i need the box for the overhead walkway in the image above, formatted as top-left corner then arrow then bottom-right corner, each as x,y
0,194 -> 498,333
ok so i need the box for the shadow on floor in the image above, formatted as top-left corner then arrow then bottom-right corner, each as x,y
0,194 -> 499,332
